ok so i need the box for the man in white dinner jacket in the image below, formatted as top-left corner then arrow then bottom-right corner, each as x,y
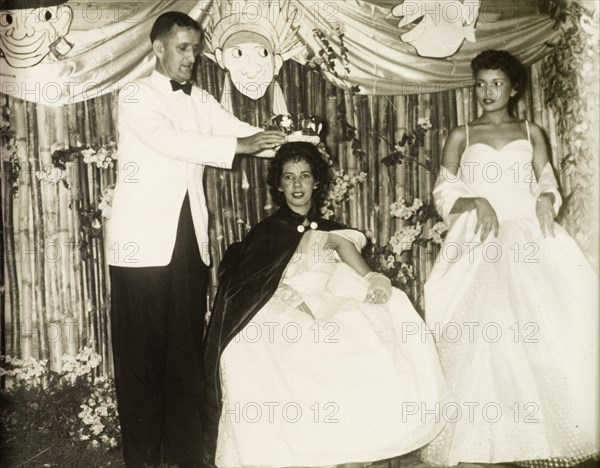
106,11 -> 284,468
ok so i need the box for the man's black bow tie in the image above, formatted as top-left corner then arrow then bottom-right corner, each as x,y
170,80 -> 192,96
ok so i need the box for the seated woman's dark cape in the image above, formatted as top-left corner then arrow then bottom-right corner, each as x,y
202,204 -> 350,466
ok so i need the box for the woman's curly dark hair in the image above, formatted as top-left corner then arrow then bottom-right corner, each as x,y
267,142 -> 332,211
471,50 -> 528,115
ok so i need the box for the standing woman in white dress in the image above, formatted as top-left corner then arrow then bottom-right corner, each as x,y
423,49 -> 599,466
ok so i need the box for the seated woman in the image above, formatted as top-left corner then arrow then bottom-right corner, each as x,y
203,142 -> 448,467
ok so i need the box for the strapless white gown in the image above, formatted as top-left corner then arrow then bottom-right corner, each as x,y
423,139 -> 599,466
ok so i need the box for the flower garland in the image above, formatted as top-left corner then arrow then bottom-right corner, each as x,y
425,221 -> 449,245
81,143 -> 118,169
50,142 -> 117,257
388,198 -> 446,256
365,198 -> 446,303
50,141 -> 118,188
321,169 -> 368,219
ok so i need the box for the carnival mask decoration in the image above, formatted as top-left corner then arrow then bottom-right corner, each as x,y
0,0 -> 74,68
204,0 -> 305,112
215,26 -> 283,101
392,0 -> 480,58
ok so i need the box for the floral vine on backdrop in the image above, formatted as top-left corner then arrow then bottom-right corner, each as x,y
364,117 -> 445,305
542,1 -> 599,251
322,170 -> 368,219
305,26 -> 366,171
51,140 -> 118,185
381,117 -> 433,169
336,97 -> 367,172
365,197 -> 446,300
1,96 -> 21,195
307,25 -> 360,93
50,142 -> 117,257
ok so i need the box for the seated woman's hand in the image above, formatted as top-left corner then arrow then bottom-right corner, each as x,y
364,272 -> 392,304
474,197 -> 499,241
536,192 -> 556,238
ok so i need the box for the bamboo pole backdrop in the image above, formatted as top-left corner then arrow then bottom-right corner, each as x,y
0,58 -> 593,375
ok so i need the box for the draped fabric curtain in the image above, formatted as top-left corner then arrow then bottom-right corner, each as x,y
288,0 -> 558,94
1,57 -> 569,375
0,0 -> 557,105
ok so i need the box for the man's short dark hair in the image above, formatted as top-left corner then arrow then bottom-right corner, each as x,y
150,11 -> 202,44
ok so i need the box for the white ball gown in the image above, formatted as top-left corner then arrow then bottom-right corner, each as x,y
215,229 -> 449,467
422,125 -> 599,466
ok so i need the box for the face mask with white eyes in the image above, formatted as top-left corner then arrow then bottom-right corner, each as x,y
215,32 -> 283,100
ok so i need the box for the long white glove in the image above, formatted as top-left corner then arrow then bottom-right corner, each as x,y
364,272 -> 392,304
531,162 -> 562,215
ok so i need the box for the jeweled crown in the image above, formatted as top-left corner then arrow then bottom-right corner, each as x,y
263,113 -> 323,145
